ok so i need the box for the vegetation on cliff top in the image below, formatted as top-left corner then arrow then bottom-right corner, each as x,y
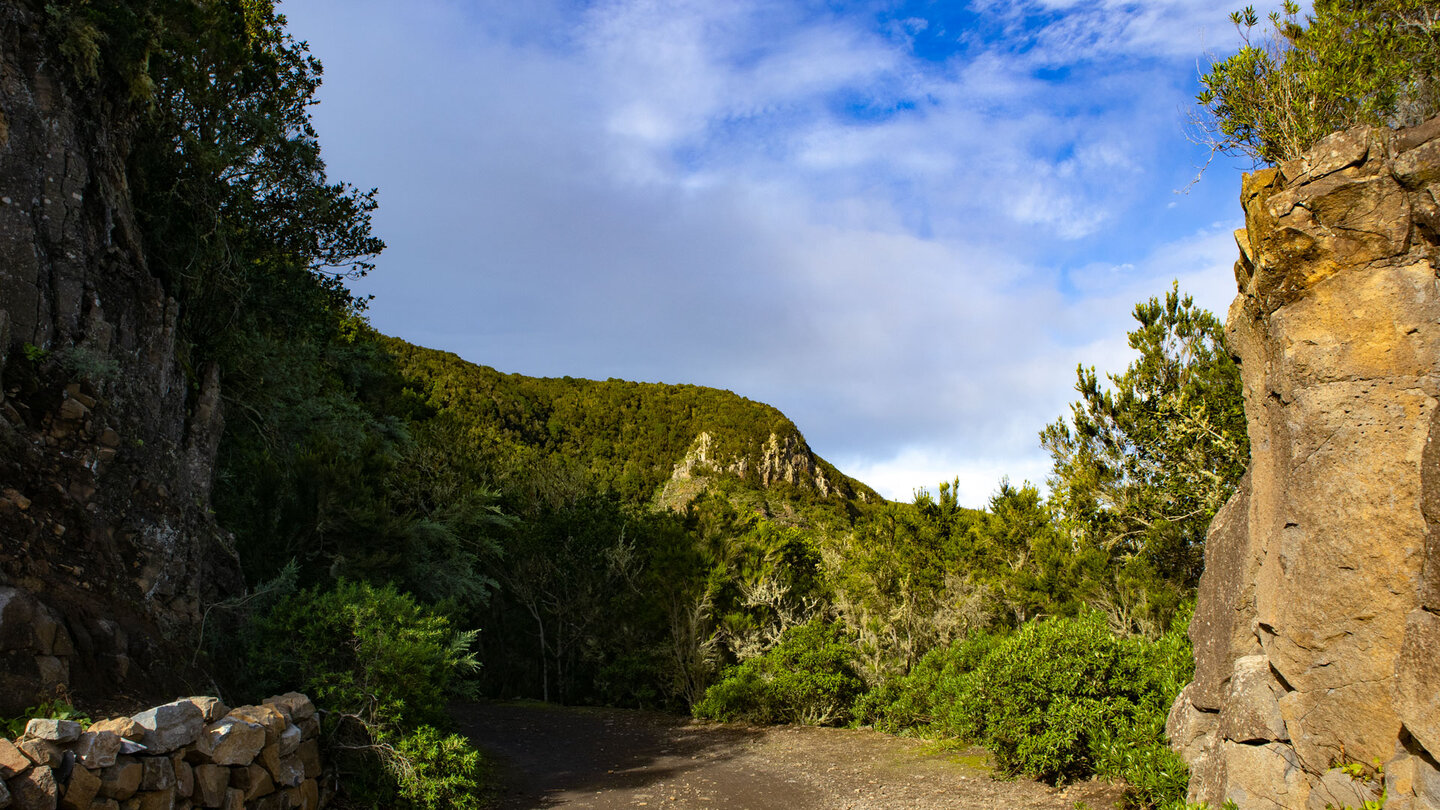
1198,0 -> 1440,163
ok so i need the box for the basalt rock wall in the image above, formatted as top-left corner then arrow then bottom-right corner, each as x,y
1168,117 -> 1440,808
0,0 -> 242,711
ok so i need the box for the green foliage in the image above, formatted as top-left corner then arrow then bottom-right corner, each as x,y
694,618 -> 865,726
2,697 -> 91,739
1042,285 -> 1246,622
387,725 -> 490,810
382,338 -> 877,511
1197,1 -> 1440,164
851,630 -> 1007,735
246,581 -> 486,808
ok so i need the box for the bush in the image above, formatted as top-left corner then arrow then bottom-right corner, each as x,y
953,609 -> 1191,786
852,630 -> 1006,734
246,580 -> 486,809
1198,1 -> 1440,164
694,618 -> 864,726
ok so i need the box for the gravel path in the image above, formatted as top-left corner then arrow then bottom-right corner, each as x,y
452,702 -> 1128,810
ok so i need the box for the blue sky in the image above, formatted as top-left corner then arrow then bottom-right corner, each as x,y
281,0 -> 1278,505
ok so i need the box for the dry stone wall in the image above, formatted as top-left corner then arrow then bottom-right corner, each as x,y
1167,116 -> 1440,808
0,693 -> 322,810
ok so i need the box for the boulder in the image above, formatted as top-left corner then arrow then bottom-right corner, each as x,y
131,701 -> 203,754
24,718 -> 81,743
138,757 -> 174,791
57,760 -> 100,810
74,731 -> 122,769
193,718 -> 265,767
192,764 -> 228,808
98,758 -> 141,801
261,694 -> 314,723
87,718 -> 142,742
5,765 -> 57,810
0,740 -> 29,778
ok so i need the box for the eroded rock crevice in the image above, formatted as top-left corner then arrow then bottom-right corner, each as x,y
1170,117 -> 1440,810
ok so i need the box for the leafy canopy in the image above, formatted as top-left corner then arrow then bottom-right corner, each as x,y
1042,284 -> 1247,593
1197,1 -> 1440,164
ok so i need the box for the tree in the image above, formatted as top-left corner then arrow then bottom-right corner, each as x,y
1197,1 -> 1440,164
1041,285 -> 1247,594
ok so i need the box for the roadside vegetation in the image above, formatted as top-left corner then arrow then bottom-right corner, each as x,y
30,1 -> 1438,808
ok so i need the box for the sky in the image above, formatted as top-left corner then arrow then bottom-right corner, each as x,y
281,0 -> 1278,506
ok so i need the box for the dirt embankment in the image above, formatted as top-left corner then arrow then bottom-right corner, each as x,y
454,702 -> 1128,810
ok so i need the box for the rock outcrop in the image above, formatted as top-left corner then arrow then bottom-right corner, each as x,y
659,429 -> 874,513
1169,117 -> 1440,808
0,0 -> 242,711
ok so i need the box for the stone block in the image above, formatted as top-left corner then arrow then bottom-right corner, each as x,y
59,761 -> 101,810
294,740 -> 319,781
0,777 -> 8,809
1219,655 -> 1289,743
275,725 -> 301,759
130,787 -> 174,810
1165,683 -> 1218,762
294,779 -> 317,810
139,757 -> 174,791
227,763 -> 271,802
194,718 -> 264,766
191,765 -> 227,808
170,757 -> 191,799
25,717 -> 81,742
219,787 -> 242,810
131,702 -> 203,754
1306,766 -> 1381,810
0,739 -> 30,778
261,695 -> 313,723
1417,754 -> 1440,808
1221,741 -> 1310,809
98,758 -> 141,800
224,706 -> 284,744
16,737 -> 63,768
179,699 -> 227,725
88,718 -> 142,742
295,718 -> 318,742
89,800 -> 120,810
75,731 -> 122,769
7,764 -> 57,810
1396,609 -> 1440,757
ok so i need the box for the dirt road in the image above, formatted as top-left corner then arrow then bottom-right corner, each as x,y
453,702 -> 1127,810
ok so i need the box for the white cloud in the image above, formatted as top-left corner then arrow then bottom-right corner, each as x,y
281,0 -> 1253,504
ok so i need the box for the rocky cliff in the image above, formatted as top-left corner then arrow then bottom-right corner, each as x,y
1168,116 -> 1440,808
0,1 -> 242,711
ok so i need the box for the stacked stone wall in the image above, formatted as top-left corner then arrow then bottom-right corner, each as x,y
0,694 -> 322,810
1168,116 -> 1440,808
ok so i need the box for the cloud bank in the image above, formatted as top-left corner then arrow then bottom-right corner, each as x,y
283,0 -> 1264,505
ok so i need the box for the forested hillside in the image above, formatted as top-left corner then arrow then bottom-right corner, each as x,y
19,1 -> 1435,809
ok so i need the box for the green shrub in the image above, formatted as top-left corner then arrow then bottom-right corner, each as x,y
853,630 -> 1006,734
2,697 -> 91,738
246,580 -> 486,808
955,610 -> 1190,785
1198,1 -> 1440,164
694,618 -> 864,726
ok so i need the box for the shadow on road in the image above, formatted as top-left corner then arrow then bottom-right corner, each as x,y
452,701 -> 769,809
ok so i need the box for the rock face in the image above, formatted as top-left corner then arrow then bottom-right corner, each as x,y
659,429 -> 875,512
1170,117 -> 1440,808
0,0 -> 242,710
